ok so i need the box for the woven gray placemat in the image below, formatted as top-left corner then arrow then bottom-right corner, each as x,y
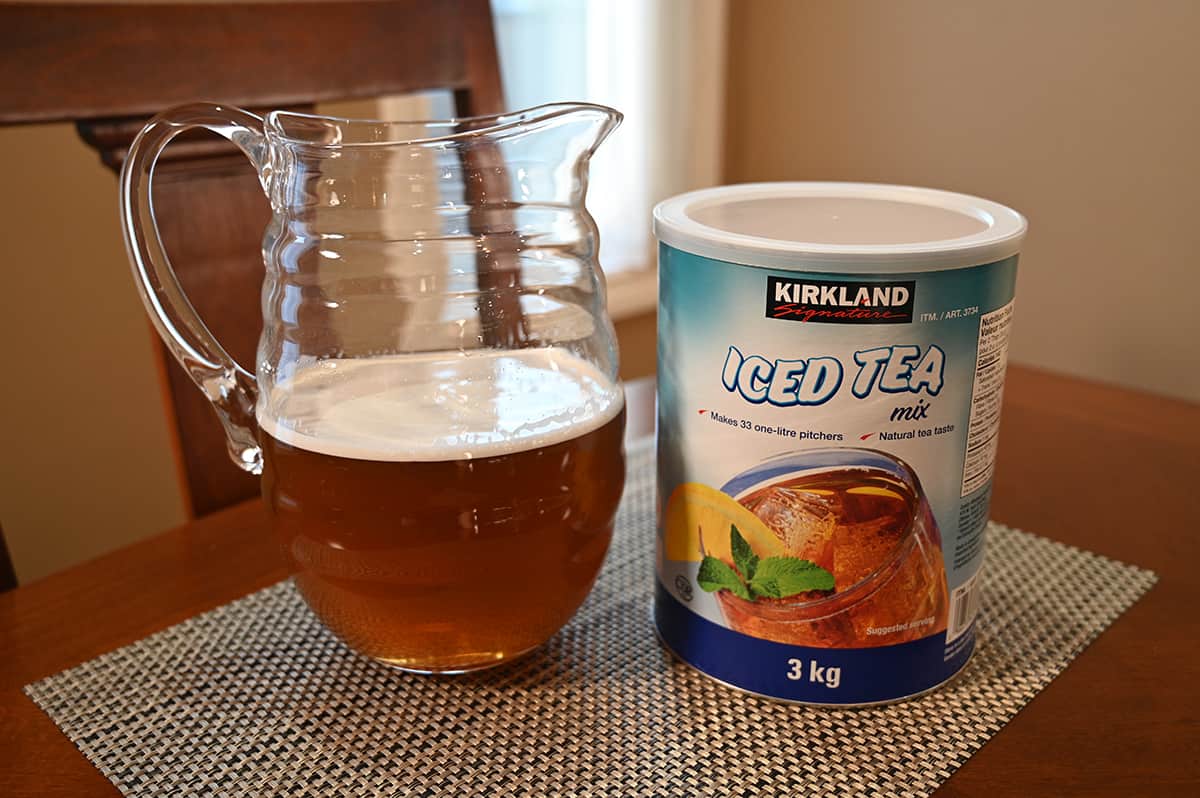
26,441 -> 1156,797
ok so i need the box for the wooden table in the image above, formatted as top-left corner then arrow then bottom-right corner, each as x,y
2,370 -> 1197,796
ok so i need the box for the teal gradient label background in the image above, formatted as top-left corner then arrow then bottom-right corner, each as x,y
656,244 -> 1018,629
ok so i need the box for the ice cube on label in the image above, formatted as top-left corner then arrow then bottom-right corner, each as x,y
832,513 -> 906,588
743,486 -> 839,567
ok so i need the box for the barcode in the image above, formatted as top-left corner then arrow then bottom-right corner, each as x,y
946,573 -> 982,644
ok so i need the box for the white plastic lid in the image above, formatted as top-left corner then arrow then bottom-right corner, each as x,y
652,182 -> 1027,273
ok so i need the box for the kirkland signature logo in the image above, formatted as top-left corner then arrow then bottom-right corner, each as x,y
765,276 -> 916,324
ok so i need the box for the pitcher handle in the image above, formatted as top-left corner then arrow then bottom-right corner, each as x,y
119,103 -> 271,474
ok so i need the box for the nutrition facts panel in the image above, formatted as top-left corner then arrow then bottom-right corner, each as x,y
961,301 -> 1015,497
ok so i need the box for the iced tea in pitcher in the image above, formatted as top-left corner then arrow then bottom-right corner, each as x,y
261,349 -> 625,673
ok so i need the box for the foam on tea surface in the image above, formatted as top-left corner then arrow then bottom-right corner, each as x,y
258,348 -> 623,462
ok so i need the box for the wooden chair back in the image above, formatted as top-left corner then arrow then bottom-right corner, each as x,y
0,1 -> 505,516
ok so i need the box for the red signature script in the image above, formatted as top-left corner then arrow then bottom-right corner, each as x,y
770,304 -> 908,323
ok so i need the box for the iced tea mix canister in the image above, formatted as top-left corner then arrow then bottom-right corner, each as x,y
652,183 -> 1027,704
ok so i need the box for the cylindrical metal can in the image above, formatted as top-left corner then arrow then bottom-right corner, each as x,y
652,183 -> 1027,705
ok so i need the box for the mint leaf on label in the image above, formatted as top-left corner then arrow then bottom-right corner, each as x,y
749,556 -> 835,599
730,525 -> 758,581
697,555 -> 751,600
696,524 -> 834,604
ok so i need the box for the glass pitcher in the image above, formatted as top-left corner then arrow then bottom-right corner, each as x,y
120,102 -> 627,673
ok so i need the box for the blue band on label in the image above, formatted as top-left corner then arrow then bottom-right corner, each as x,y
655,581 -> 974,705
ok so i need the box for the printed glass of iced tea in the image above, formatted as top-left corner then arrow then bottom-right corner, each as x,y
717,449 -> 948,648
118,101 -> 626,672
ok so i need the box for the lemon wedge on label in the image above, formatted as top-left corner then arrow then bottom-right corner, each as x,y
663,482 -> 785,563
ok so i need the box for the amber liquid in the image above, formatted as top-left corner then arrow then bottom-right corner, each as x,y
720,467 -> 948,648
261,408 -> 626,672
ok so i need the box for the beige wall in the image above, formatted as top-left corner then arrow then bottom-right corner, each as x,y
0,124 -> 187,584
725,0 -> 1200,401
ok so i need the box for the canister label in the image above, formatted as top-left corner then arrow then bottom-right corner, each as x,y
655,245 -> 1018,704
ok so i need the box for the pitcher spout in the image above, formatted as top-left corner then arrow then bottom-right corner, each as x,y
491,102 -> 623,157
